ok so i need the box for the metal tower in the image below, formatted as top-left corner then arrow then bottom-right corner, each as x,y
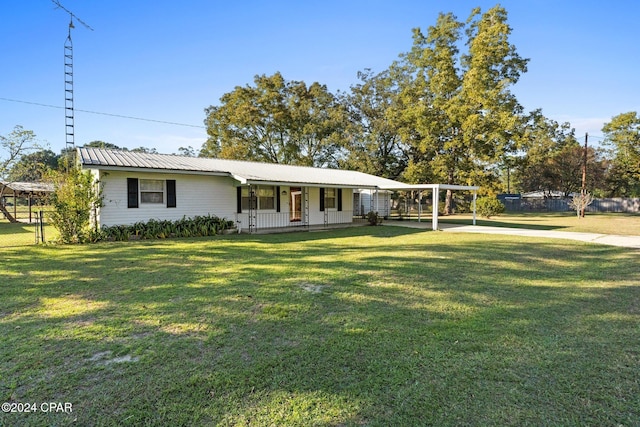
64,19 -> 75,149
52,1 -> 92,150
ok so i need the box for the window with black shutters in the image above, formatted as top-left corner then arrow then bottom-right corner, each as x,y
127,178 -> 176,208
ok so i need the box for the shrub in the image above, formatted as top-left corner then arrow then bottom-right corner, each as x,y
569,192 -> 594,218
475,197 -> 505,218
366,211 -> 383,226
99,215 -> 234,242
47,165 -> 103,244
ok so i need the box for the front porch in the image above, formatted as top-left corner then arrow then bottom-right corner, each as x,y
235,210 -> 366,233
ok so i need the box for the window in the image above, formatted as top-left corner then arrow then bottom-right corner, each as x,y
240,186 -> 275,210
258,186 -> 275,210
241,187 -> 256,211
140,179 -> 164,204
325,188 -> 336,209
127,178 -> 176,208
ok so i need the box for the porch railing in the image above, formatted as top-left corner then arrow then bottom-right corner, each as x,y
235,210 -> 364,232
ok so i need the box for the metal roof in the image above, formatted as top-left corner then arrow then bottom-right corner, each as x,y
383,183 -> 479,191
78,147 -> 408,189
0,181 -> 55,195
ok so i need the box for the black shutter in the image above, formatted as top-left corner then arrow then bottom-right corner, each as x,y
236,187 -> 242,213
127,178 -> 139,208
276,186 -> 281,213
166,180 -> 176,208
337,188 -> 343,211
319,188 -> 325,211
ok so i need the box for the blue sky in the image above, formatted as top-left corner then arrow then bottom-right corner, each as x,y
1,1 -> 638,155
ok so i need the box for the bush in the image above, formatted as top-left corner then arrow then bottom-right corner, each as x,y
366,211 -> 383,226
48,165 -> 103,244
569,192 -> 594,218
99,215 -> 235,242
475,197 -> 505,218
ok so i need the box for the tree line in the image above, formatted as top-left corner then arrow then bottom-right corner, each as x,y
199,5 -> 640,209
2,5 -> 639,211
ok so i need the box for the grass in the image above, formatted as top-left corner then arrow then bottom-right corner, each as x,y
438,212 -> 640,236
0,219 -> 59,247
1,226 -> 639,426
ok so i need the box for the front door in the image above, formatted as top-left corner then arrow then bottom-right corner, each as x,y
290,187 -> 302,222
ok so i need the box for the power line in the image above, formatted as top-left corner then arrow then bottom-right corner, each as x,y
0,97 -> 206,129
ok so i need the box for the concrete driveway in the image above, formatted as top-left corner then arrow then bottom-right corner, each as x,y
386,221 -> 640,249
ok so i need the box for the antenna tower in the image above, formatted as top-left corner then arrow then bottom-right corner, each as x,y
52,1 -> 93,151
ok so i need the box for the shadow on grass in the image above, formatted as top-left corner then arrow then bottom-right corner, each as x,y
0,221 -> 34,236
1,227 -> 639,425
437,217 -> 569,230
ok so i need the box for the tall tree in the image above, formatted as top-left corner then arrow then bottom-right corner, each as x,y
602,112 -> 640,196
6,149 -> 60,182
392,6 -> 528,213
517,112 -> 607,197
287,80 -> 348,166
84,141 -> 123,150
340,69 -> 406,179
515,110 -> 576,194
130,146 -> 158,154
1,126 -> 42,180
521,144 -> 605,197
201,72 -> 347,167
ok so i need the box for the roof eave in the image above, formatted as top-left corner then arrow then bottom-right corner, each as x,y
242,179 -> 380,189
83,164 -> 232,178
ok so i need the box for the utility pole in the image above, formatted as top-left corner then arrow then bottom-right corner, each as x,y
580,133 -> 588,218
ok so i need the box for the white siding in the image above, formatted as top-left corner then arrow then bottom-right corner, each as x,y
95,170 -> 358,230
308,187 -> 323,225
97,170 -> 237,226
308,187 -> 354,226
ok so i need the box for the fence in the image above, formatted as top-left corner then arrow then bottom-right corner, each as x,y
503,198 -> 640,213
1,210 -> 55,247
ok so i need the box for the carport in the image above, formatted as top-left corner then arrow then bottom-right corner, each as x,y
381,183 -> 480,231
0,181 -> 54,223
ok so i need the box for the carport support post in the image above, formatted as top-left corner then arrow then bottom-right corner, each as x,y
432,189 -> 439,231
28,193 -> 32,223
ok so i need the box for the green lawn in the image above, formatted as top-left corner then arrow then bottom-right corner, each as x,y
0,219 -> 59,247
438,212 -> 640,235
1,227 -> 638,426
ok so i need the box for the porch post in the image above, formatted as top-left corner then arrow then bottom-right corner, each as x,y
472,190 -> 477,226
375,188 -> 379,212
369,189 -> 374,213
303,187 -> 310,228
249,185 -> 255,233
432,188 -> 439,231
417,191 -> 422,222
